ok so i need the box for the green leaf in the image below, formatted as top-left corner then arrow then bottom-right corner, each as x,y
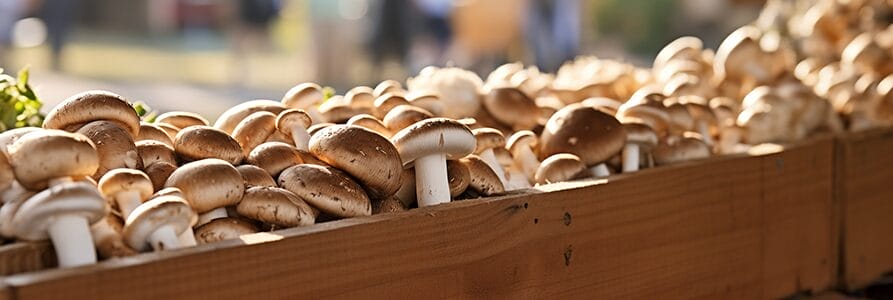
322,86 -> 335,100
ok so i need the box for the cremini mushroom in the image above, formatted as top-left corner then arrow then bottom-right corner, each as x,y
540,104 -> 627,178
76,120 -> 143,179
214,99 -> 287,134
232,111 -> 278,157
347,114 -> 392,137
155,111 -> 209,130
372,196 -> 407,214
135,140 -> 177,167
165,158 -> 245,226
620,123 -> 659,173
276,109 -> 313,151
535,153 -> 587,184
236,186 -> 315,228
345,86 -> 376,109
174,126 -> 243,165
194,217 -> 258,244
98,168 -> 154,218
137,122 -> 174,147
91,214 -> 137,259
373,93 -> 411,119
653,135 -> 712,165
278,164 -> 372,217
506,130 -> 540,183
281,82 -> 325,123
43,90 -> 140,136
383,105 -> 433,133
309,125 -> 403,199
124,195 -> 196,251
8,129 -> 99,190
460,155 -> 505,196
472,128 -> 508,186
144,161 -> 177,192
247,142 -> 304,178
446,160 -> 470,197
483,86 -> 540,131
236,165 -> 277,187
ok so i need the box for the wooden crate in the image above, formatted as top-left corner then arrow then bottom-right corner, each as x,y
837,128 -> 893,290
0,137 -> 836,299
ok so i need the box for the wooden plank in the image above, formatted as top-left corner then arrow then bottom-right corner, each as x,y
0,242 -> 54,276
838,128 -> 893,289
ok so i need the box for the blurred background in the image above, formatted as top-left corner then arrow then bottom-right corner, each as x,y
0,0 -> 765,118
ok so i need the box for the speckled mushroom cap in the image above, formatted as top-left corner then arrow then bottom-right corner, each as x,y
0,127 -> 40,155
137,122 -> 174,147
373,80 -> 404,98
155,111 -> 209,130
540,103 -> 627,166
460,155 -> 505,196
144,161 -> 177,192
309,125 -> 403,199
194,217 -> 258,244
472,128 -> 506,154
76,121 -> 143,179
446,160 -> 470,197
347,114 -> 392,137
136,140 -> 177,167
247,142 -> 303,178
174,126 -> 243,165
653,137 -> 712,165
383,105 -> 434,133
535,153 -> 587,185
164,158 -> 245,213
345,86 -> 375,108
123,195 -> 196,251
281,82 -> 324,109
8,129 -> 99,190
43,90 -> 140,137
624,123 -> 659,147
214,100 -> 287,134
483,86 -> 540,130
236,186 -> 315,227
372,196 -> 407,215
98,168 -> 154,203
373,93 -> 410,119
0,152 -> 12,192
11,181 -> 107,240
232,111 -> 278,157
391,118 -> 476,166
235,165 -> 277,187
278,164 -> 371,218
156,123 -> 181,139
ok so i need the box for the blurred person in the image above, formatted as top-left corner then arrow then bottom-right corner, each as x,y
0,0 -> 27,68
406,0 -> 452,72
450,0 -> 526,74
525,0 -> 580,72
230,0 -> 281,84
41,0 -> 80,71
366,0 -> 414,82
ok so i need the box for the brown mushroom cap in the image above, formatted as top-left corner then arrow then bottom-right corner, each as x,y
446,160 -> 470,197
236,186 -> 315,227
506,130 -> 537,155
276,109 -> 312,136
174,126 -> 243,165
135,140 -> 177,167
407,92 -> 444,116
373,93 -> 410,119
373,80 -> 404,98
624,123 -> 659,147
472,127 -> 506,154
281,82 -> 324,109
581,97 -> 623,115
383,105 -> 433,132
92,214 -> 138,259
460,155 -> 505,196
393,167 -> 416,207
137,122 -> 174,147
8,129 -> 99,190
235,165 -> 277,188
345,86 -> 376,108
540,104 -> 627,166
372,196 -> 407,215
155,111 -> 209,129
76,121 -> 143,179
664,102 -> 695,134
653,137 -> 712,165
320,103 -> 371,124
156,123 -> 181,138
535,153 -> 587,185
278,164 -> 372,218
483,87 -> 540,130
309,125 -> 403,199
43,90 -> 140,137
97,168 -> 153,204
214,100 -> 287,134
194,217 -> 258,244
232,111 -> 278,157
144,161 -> 177,192
164,158 -> 245,213
391,118 -> 476,166
308,123 -> 335,137
246,142 -> 303,178
347,114 -> 392,137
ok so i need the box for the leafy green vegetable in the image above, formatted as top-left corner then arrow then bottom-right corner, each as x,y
0,67 -> 44,132
322,86 -> 335,100
131,101 -> 157,123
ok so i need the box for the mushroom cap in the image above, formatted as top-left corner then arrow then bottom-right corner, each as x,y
136,122 -> 174,147
236,186 -> 315,227
665,102 -> 695,134
347,114 -> 391,137
535,153 -> 587,185
654,36 -> 704,72
194,217 -> 258,244
345,86 -> 375,108
214,100 -> 287,134
393,167 -> 416,207
76,121 -> 143,178
264,130 -> 295,146
506,130 -> 538,155
235,165 -> 277,187
372,196 -> 407,215
164,158 -> 245,213
276,109 -> 312,137
714,26 -> 767,82
308,123 -> 335,137
8,129 -> 99,190
247,142 -> 303,178
154,111 -> 209,129
653,137 -> 712,165
0,152 -> 11,192
406,66 -> 484,118
232,111 -> 278,157
174,126 -> 243,165
483,87 -> 540,130
581,97 -> 623,115
446,160 -> 471,197
373,80 -> 404,98
0,127 -> 41,155
460,155 -> 505,196
43,90 -> 140,137
281,82 -> 324,109
123,195 -> 196,251
373,93 -> 410,119
153,187 -> 184,198
617,99 -> 671,137
624,122 -> 659,147
12,181 -> 107,241
135,140 -> 177,167
391,118 -> 476,166
472,127 -> 506,153
93,214 -> 138,259
144,161 -> 177,192
98,168 -> 153,203
320,103 -> 371,124
309,125 -> 403,199
383,105 -> 433,132
540,104 -> 627,166
156,123 -> 181,138
407,92 -> 445,116
278,164 -> 371,218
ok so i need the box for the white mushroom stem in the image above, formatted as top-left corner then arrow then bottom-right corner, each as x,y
115,190 -> 143,218
48,214 -> 98,267
197,207 -> 228,227
696,122 -> 714,146
512,146 -> 540,183
178,228 -> 197,247
479,149 -> 508,187
289,124 -> 311,151
414,153 -> 450,207
505,166 -> 532,190
148,224 -> 182,251
622,144 -> 641,173
590,164 -> 610,178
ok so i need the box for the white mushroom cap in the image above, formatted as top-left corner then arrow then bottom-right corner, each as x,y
391,118 -> 476,167
11,181 -> 107,240
124,195 -> 196,251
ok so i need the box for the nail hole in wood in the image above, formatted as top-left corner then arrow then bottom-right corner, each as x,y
563,212 -> 571,226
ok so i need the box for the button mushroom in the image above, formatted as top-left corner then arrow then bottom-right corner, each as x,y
472,128 -> 508,186
124,195 -> 196,251
43,90 -> 140,136
155,111 -> 209,130
506,130 -> 540,183
281,82 -> 325,124
164,158 -> 245,226
214,100 -> 287,134
460,155 -> 505,197
236,186 -> 315,228
278,164 -> 372,218
232,111 -> 278,157
8,129 -> 99,190
98,168 -> 154,218
540,104 -> 627,178
372,196 -> 407,215
144,161 -> 177,192
136,140 -> 177,167
137,122 -> 174,147
309,125 -> 403,199
347,114 -> 392,138
276,109 -> 313,151
76,120 -> 143,179
383,105 -> 433,133
174,126 -> 243,165
194,217 -> 258,244
621,123 -> 659,173
247,142 -> 304,179
535,153 -> 587,184
446,160 -> 470,197
483,86 -> 540,131
236,165 -> 277,187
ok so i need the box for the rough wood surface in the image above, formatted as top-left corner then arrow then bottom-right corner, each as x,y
0,242 -> 54,277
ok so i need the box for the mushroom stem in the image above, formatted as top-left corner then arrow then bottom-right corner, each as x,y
48,177 -> 74,186
289,124 -> 311,151
197,207 -> 228,227
513,146 -> 540,182
115,190 -> 143,218
696,122 -> 714,146
149,224 -> 182,251
505,166 -> 532,189
48,214 -> 97,267
621,144 -> 641,173
589,163 -> 610,178
479,149 -> 508,186
178,229 -> 197,247
414,153 -> 450,207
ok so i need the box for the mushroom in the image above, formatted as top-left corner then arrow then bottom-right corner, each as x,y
535,153 -> 587,184
506,130 -> 540,183
309,125 -> 403,199
581,97 -> 623,116
91,214 -> 137,259
135,140 -> 177,167
236,186 -> 315,228
0,152 -> 12,193
682,100 -> 718,145
472,128 -> 508,186
278,164 -> 372,217
308,122 -> 335,137
174,126 -> 243,165
232,111 -> 277,157
124,195 -> 196,251
155,111 -> 209,130
43,90 -> 140,136
483,86 -> 540,131
236,165 -> 277,187
406,66 -> 483,119
281,82 -> 325,124
664,102 -> 695,136
275,109 -> 313,151
0,183 -> 35,238
540,104 -> 627,178
460,155 -> 505,196
137,122 -> 174,147
98,169 -> 154,218
616,96 -> 671,138
373,80 -> 405,98
347,114 -> 392,137
620,123 -> 659,173
164,158 -> 245,226
407,92 -> 445,116
76,120 -> 143,179
8,129 -> 99,190
391,118 -> 476,207
383,105 -> 433,133
194,217 -> 258,244
214,100 -> 287,134
446,160 -> 470,197
11,181 -> 106,267
344,86 -> 375,109
246,142 -> 303,178
372,196 -> 407,215
144,161 -> 177,192
156,123 -> 181,138
393,168 -> 416,207
150,187 -> 199,246
653,36 -> 704,73
373,93 -> 411,119
319,101 -> 371,124
494,147 -> 531,190
653,135 -> 712,165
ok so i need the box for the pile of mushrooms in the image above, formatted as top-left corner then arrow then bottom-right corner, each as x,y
0,0 -> 890,270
